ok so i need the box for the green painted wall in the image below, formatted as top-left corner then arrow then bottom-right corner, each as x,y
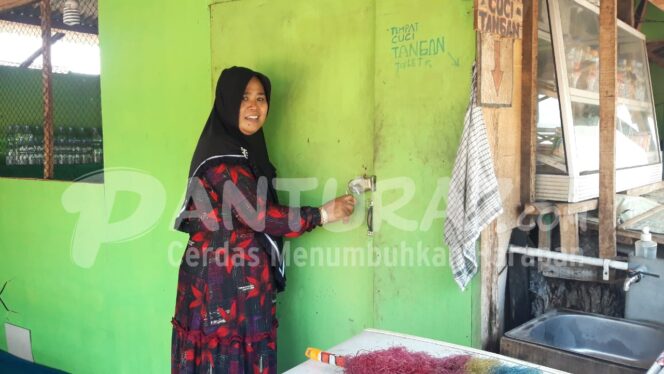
210,1 -> 376,370
211,0 -> 476,371
0,0 -> 476,372
372,0 -> 476,344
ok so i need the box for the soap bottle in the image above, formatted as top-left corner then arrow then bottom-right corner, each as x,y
635,227 -> 657,259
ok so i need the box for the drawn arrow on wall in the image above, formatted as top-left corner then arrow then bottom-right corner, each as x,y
447,51 -> 460,67
492,39 -> 503,93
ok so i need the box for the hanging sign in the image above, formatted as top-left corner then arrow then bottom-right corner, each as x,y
475,0 -> 524,39
475,0 -> 521,107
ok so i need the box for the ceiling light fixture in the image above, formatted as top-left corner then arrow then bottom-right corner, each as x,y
62,0 -> 81,26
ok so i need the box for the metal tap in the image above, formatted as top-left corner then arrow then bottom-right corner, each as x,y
624,265 -> 660,292
347,175 -> 376,195
347,175 -> 376,236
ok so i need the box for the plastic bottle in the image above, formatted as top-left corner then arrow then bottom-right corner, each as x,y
635,227 -> 657,259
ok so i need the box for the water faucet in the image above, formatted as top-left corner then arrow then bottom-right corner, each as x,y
624,265 -> 660,292
346,175 -> 377,236
347,175 -> 376,195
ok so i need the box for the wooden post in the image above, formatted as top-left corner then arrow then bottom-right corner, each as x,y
480,220 -> 508,352
635,0 -> 648,30
521,0 -> 538,205
538,212 -> 552,250
599,0 -> 617,259
617,0 -> 634,26
0,0 -> 37,12
559,213 -> 580,254
40,0 -> 54,179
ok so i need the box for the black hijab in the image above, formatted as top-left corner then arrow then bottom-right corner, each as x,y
189,66 -> 276,188
176,66 -> 280,232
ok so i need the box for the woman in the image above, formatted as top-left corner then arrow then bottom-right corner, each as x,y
172,66 -> 355,373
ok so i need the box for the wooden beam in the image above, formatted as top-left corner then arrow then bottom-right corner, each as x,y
523,199 -> 597,254
480,221 -> 500,351
19,32 -> 65,68
584,218 -> 664,244
40,0 -> 53,179
651,0 -> 664,11
617,205 -> 664,229
560,213 -> 580,254
617,228 -> 664,244
599,0 -> 617,259
0,0 -> 37,12
523,202 -> 553,216
538,224 -> 552,250
618,0 -> 635,26
523,199 -> 600,216
557,199 -> 599,215
521,0 -> 539,205
624,180 -> 664,196
635,0 -> 649,30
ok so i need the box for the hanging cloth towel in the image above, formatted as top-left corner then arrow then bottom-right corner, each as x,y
444,64 -> 504,291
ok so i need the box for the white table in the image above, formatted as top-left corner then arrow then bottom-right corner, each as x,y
285,328 -> 567,373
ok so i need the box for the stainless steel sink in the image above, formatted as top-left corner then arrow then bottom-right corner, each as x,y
501,309 -> 664,373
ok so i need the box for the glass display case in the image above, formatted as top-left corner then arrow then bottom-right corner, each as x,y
536,0 -> 661,202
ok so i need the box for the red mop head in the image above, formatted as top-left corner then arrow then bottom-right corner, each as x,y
305,345 -> 543,374
343,346 -> 470,374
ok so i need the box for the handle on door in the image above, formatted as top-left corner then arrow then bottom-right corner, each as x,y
367,201 -> 374,236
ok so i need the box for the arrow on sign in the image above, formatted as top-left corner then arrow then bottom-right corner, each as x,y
492,39 -> 503,93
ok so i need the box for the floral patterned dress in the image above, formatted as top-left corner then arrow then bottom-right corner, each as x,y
172,158 -> 321,373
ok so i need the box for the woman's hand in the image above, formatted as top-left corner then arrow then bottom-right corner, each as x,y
321,194 -> 356,224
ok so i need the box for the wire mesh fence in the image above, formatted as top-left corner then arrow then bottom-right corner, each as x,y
0,0 -> 103,181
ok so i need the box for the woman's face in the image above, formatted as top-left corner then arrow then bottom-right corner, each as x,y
238,76 -> 268,136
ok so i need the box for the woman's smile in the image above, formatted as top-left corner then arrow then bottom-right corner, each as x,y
239,77 -> 268,135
